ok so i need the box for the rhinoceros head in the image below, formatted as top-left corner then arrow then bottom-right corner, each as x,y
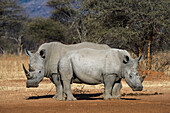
123,55 -> 145,91
23,49 -> 46,88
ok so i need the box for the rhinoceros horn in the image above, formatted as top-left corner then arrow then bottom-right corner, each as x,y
140,75 -> 146,83
22,64 -> 32,79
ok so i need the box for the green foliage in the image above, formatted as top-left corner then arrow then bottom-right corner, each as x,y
24,18 -> 67,43
84,0 -> 169,55
47,0 -> 79,25
0,0 -> 169,54
0,0 -> 26,36
48,0 -> 169,55
120,0 -> 169,54
0,0 -> 26,53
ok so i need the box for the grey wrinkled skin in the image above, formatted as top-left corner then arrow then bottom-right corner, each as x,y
58,48 -> 144,101
23,42 -> 111,100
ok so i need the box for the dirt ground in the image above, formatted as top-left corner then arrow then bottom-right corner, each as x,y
0,76 -> 170,113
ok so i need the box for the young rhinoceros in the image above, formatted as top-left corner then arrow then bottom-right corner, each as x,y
58,48 -> 144,101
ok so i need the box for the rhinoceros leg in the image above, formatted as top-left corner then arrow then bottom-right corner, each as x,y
51,73 -> 64,101
103,75 -> 116,100
59,61 -> 77,101
63,80 -> 77,101
112,79 -> 122,99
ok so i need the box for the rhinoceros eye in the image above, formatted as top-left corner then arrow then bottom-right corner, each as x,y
129,75 -> 133,79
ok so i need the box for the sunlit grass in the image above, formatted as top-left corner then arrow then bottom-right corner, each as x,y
0,54 -> 29,80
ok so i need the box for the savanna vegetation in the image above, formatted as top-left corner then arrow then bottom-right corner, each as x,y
0,0 -> 169,75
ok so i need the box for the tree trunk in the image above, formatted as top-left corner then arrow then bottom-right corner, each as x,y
76,28 -> 82,42
18,35 -> 23,56
147,35 -> 151,70
0,47 -> 7,54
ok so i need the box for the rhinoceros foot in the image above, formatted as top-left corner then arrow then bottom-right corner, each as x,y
112,95 -> 121,100
52,95 -> 58,99
52,95 -> 65,101
66,97 -> 77,101
104,95 -> 112,100
56,97 -> 65,101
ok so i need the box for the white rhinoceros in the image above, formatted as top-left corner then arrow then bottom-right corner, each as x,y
58,48 -> 144,100
23,42 -> 111,100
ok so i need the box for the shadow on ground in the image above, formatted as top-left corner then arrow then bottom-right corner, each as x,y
74,93 -> 103,100
26,93 -> 103,100
120,98 -> 140,100
26,92 -> 163,100
121,92 -> 163,96
26,95 -> 54,100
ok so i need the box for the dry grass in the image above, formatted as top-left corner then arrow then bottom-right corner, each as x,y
0,54 -> 29,80
141,51 -> 170,76
151,51 -> 170,75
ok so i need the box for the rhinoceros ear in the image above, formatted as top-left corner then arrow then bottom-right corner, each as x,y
40,49 -> 46,59
24,49 -> 33,57
123,55 -> 129,64
137,55 -> 143,62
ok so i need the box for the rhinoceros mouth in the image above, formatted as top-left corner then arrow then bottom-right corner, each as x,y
131,85 -> 143,91
26,80 -> 39,88
125,76 -> 144,91
26,84 -> 39,88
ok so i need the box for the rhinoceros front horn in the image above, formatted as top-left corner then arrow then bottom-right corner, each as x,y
140,75 -> 146,83
22,64 -> 32,79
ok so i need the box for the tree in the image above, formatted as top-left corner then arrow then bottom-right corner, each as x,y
120,0 -> 169,69
0,0 -> 26,54
47,0 -> 169,59
23,18 -> 67,49
47,0 -> 88,43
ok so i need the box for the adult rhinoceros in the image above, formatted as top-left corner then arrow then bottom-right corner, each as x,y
23,42 -> 111,100
58,48 -> 145,101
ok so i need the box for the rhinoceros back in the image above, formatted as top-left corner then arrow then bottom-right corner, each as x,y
36,42 -> 110,77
